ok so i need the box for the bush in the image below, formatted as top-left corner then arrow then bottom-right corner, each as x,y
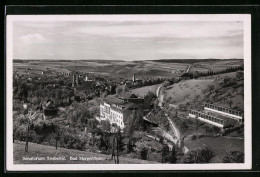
184,147 -> 214,163
236,71 -> 244,80
13,124 -> 27,141
223,151 -> 244,163
101,120 -> 111,132
140,147 -> 148,160
161,145 -> 170,163
168,145 -> 178,163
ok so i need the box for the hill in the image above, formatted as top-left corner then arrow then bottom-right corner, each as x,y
164,79 -> 214,105
14,59 -> 243,79
130,84 -> 159,97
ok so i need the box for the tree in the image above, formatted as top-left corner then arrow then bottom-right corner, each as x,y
147,91 -> 156,100
127,138 -> 135,153
55,128 -> 60,150
116,87 -> 123,95
195,115 -> 199,139
101,120 -> 111,132
163,80 -> 170,88
169,145 -> 177,163
201,89 -> 207,96
193,71 -> 200,79
140,147 -> 148,160
18,82 -> 28,99
223,151 -> 244,163
110,135 -> 120,164
116,130 -> 124,153
125,110 -> 143,136
25,123 -> 30,152
184,147 -> 214,163
125,123 -> 134,137
236,71 -> 244,80
161,145 -> 169,163
228,100 -> 233,108
122,85 -> 129,93
133,110 -> 144,131
207,84 -> 215,93
115,130 -> 124,164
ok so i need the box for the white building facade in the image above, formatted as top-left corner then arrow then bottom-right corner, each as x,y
100,102 -> 126,129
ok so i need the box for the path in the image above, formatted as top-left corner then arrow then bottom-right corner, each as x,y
166,116 -> 181,140
156,84 -> 164,107
185,64 -> 191,73
156,83 -> 189,153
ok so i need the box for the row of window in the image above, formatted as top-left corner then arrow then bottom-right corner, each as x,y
204,103 -> 242,116
190,110 -> 225,125
101,105 -> 124,127
109,115 -> 124,126
111,111 -> 122,120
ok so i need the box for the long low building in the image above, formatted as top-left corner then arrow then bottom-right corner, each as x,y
204,103 -> 243,122
189,110 -> 226,128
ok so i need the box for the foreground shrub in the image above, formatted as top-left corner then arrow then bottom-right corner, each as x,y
184,147 -> 214,163
223,151 -> 244,163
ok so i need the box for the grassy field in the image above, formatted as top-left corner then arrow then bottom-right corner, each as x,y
14,141 -> 158,164
130,84 -> 159,97
184,136 -> 244,163
164,79 -> 214,105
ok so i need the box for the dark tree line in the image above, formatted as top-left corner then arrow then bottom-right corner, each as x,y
199,66 -> 243,77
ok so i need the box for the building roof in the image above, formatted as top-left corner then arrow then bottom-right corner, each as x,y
111,102 -> 138,113
104,95 -> 124,105
119,92 -> 138,99
103,92 -> 139,105
102,94 -> 140,113
46,101 -> 55,109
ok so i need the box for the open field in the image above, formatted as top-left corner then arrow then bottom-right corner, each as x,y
14,141 -> 158,164
184,136 -> 244,163
164,79 -> 214,105
130,84 -> 159,97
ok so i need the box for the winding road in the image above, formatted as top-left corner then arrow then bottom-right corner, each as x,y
166,116 -> 181,139
156,84 -> 164,107
154,82 -> 189,153
156,84 -> 181,140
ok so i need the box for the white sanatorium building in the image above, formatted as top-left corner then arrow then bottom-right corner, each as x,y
100,94 -> 143,130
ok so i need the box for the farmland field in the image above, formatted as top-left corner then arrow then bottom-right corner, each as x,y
13,59 -> 243,79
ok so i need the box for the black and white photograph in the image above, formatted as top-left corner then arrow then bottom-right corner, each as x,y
5,14 -> 252,171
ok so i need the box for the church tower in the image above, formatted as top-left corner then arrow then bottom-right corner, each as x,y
132,73 -> 136,82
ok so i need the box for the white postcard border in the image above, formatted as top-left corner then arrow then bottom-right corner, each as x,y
6,14 -> 251,171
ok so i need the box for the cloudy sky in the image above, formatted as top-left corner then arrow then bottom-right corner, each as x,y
13,21 -> 243,60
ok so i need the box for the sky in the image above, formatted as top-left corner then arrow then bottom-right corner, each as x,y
13,21 -> 243,60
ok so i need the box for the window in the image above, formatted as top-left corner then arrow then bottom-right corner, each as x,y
104,106 -> 110,114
